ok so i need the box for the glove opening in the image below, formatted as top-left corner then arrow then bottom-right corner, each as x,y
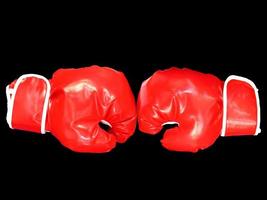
99,120 -> 112,132
160,121 -> 179,133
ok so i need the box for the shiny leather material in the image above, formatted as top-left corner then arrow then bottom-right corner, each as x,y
225,79 -> 258,136
7,66 -> 137,153
8,77 -> 48,133
137,67 -> 259,152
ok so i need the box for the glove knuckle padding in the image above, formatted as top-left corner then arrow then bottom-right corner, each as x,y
138,68 -> 224,152
48,66 -> 136,152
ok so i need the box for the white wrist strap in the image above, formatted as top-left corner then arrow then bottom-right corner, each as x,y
221,75 -> 261,137
6,74 -> 51,134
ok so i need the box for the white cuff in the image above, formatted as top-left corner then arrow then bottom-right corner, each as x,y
6,74 -> 51,134
221,75 -> 261,137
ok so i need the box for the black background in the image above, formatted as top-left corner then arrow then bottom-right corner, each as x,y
1,4 -> 266,195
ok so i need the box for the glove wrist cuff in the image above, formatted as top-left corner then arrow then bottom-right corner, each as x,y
221,75 -> 261,137
6,74 -> 51,134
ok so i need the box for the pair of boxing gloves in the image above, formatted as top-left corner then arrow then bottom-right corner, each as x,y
6,66 -> 261,153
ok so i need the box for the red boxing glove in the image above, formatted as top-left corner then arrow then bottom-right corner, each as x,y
6,66 -> 137,153
137,67 -> 260,152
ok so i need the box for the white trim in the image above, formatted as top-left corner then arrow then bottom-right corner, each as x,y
221,75 -> 261,137
6,74 -> 51,134
162,121 -> 179,126
6,86 -> 12,119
